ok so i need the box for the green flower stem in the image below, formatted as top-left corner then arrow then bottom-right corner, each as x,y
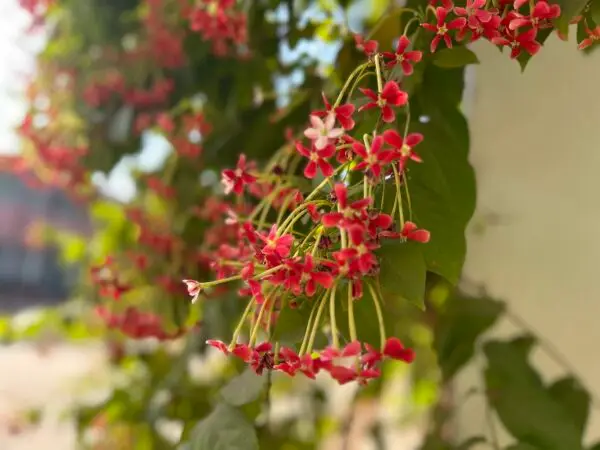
392,164 -> 405,228
307,289 -> 331,354
347,68 -> 373,100
375,54 -> 384,94
367,281 -> 386,350
228,300 -> 256,351
334,62 -> 370,109
402,17 -> 421,36
249,298 -> 268,346
347,284 -> 357,343
311,227 -> 323,256
366,7 -> 418,41
199,273 -> 243,288
299,298 -> 320,356
329,282 -> 340,350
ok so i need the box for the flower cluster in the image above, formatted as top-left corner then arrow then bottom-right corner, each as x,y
422,0 -> 561,58
184,31 -> 435,384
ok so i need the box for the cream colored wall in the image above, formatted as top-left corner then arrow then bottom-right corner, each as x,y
456,33 -> 600,447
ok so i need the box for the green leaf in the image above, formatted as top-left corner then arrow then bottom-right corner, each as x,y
505,444 -> 542,450
588,442 -> 600,450
190,403 -> 258,450
547,377 -> 590,436
404,65 -> 476,284
484,338 -> 585,450
433,47 -> 479,68
376,240 -> 427,309
591,0 -> 600,25
552,0 -> 589,37
221,369 -> 266,407
435,295 -> 505,381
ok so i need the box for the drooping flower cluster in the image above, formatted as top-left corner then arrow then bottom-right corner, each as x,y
18,0 -> 597,387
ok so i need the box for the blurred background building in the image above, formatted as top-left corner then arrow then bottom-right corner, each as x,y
0,156 -> 90,312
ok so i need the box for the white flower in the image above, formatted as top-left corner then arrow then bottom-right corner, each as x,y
303,113 -> 344,150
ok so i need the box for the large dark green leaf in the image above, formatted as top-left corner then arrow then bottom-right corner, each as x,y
484,338 -> 585,450
221,368 -> 267,407
376,240 -> 427,309
433,47 -> 479,69
404,65 -> 476,284
189,403 -> 258,450
434,295 -> 505,381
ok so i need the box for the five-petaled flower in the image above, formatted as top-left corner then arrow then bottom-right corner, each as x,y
422,7 -> 467,53
359,81 -> 408,123
221,153 -> 256,195
382,36 -> 423,75
352,135 -> 397,178
492,28 -> 541,59
383,129 -> 423,172
296,141 -> 336,179
313,93 -> 356,130
304,113 -> 344,150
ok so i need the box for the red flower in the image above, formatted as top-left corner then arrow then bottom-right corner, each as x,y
509,1 -> 560,30
401,221 -> 430,243
492,28 -> 541,59
380,221 -> 430,243
383,129 -> 423,171
354,34 -> 378,57
381,36 -> 423,75
260,224 -> 294,258
295,141 -> 336,179
422,7 -> 467,53
352,135 -> 397,178
578,26 -> 600,50
359,81 -> 408,123
313,93 -> 356,130
221,154 -> 256,195
321,183 -> 371,229
383,337 -> 415,363
339,226 -> 379,274
297,255 -> 335,296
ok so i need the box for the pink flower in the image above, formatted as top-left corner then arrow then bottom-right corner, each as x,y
359,81 -> 408,123
303,114 -> 344,150
182,279 -> 202,303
